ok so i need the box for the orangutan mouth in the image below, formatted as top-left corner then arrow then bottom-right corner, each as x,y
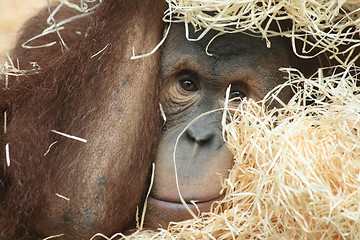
147,195 -> 223,221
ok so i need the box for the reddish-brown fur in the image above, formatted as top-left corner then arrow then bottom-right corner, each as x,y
0,0 -> 167,239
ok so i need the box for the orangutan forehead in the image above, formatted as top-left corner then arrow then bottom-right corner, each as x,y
161,24 -> 291,83
167,23 -> 290,57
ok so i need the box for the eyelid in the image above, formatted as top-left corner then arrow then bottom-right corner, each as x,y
229,81 -> 247,89
177,70 -> 198,80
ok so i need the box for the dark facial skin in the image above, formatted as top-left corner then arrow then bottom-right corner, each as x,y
145,24 -> 294,228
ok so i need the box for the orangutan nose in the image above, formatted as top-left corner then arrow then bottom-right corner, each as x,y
186,125 -> 215,144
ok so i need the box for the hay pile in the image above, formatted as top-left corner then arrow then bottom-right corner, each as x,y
164,0 -> 360,65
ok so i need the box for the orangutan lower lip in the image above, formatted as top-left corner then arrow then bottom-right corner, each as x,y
148,195 -> 224,215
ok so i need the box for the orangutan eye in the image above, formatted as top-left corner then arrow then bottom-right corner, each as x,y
179,79 -> 198,92
229,90 -> 246,102
225,83 -> 247,102
177,70 -> 199,92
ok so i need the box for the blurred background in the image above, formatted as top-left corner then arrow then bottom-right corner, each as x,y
0,0 -> 56,61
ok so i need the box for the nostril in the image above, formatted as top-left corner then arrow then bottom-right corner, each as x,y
186,126 -> 215,144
